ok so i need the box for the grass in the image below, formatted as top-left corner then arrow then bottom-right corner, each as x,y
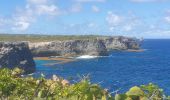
0,34 -> 109,42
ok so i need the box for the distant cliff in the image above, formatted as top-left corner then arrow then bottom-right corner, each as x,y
0,42 -> 36,74
30,39 -> 108,57
102,36 -> 140,50
29,36 -> 140,57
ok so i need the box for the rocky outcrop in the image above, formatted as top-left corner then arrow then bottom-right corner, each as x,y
0,42 -> 36,74
29,36 -> 140,57
102,36 -> 140,50
30,39 -> 108,57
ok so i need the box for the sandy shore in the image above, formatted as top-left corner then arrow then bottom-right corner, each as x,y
34,57 -> 76,66
34,57 -> 74,61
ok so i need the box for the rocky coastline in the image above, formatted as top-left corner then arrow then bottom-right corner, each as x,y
0,42 -> 36,74
0,36 -> 141,73
29,36 -> 141,57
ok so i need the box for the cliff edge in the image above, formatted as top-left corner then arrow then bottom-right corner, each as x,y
29,36 -> 140,57
0,42 -> 36,74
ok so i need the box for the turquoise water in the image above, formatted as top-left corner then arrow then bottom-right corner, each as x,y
34,39 -> 170,94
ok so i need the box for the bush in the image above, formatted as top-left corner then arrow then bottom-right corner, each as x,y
0,68 -> 169,100
0,68 -> 112,100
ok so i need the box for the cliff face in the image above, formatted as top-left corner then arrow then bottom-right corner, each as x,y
29,36 -> 140,57
30,39 -> 108,57
103,36 -> 140,50
0,42 -> 36,74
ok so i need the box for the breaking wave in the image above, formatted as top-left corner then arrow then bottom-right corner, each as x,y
76,55 -> 109,59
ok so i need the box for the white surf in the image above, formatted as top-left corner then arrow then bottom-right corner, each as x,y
76,55 -> 98,59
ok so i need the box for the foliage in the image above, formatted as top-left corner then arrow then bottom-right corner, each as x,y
0,68 -> 169,100
114,83 -> 170,100
0,68 -> 112,100
0,34 -> 109,42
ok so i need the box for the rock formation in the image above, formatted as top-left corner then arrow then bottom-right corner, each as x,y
29,36 -> 140,57
102,36 -> 140,50
30,39 -> 108,57
0,42 -> 36,74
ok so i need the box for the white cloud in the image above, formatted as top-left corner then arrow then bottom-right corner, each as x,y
11,5 -> 36,31
142,29 -> 170,38
27,0 -> 63,16
123,17 -> 141,32
12,15 -> 33,31
70,3 -> 82,13
62,22 -> 101,35
109,27 -> 115,32
88,22 -> 97,28
36,5 -> 61,16
106,11 -> 123,26
150,24 -> 156,29
105,11 -> 142,33
74,0 -> 106,3
92,5 -> 100,12
0,18 -> 4,26
27,0 -> 47,4
165,16 -> 170,23
130,0 -> 167,2
164,10 -> 170,23
123,25 -> 133,31
1,0 -> 64,31
0,6 -> 34,31
1,0 -> 106,32
105,11 -> 123,32
0,16 -> 13,27
12,21 -> 30,31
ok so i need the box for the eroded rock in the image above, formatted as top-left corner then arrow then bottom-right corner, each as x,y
0,42 -> 36,74
29,36 -> 140,57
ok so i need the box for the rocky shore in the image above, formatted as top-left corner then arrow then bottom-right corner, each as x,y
29,36 -> 140,57
0,42 -> 35,74
0,36 -> 141,73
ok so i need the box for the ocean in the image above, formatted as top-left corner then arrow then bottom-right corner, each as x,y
34,39 -> 170,94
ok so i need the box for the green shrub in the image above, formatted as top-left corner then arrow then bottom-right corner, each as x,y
0,68 -> 169,100
0,68 -> 112,100
114,84 -> 169,100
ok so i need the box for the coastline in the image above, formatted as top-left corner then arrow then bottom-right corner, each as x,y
33,57 -> 74,61
34,57 -> 76,66
126,49 -> 145,52
33,49 -> 145,63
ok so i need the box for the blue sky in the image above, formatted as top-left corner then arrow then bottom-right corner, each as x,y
0,0 -> 170,38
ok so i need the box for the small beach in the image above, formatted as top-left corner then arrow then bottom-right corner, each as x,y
34,57 -> 76,66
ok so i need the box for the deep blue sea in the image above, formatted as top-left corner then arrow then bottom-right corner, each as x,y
34,39 -> 170,94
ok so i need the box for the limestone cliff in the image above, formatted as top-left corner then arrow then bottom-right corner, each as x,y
102,36 -> 140,50
29,36 -> 140,57
30,39 -> 108,57
0,42 -> 36,74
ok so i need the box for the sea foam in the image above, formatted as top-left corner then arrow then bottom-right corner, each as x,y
76,55 -> 98,59
76,55 -> 110,59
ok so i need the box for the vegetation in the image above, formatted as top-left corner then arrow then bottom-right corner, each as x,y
0,34 -> 109,42
0,68 -> 169,100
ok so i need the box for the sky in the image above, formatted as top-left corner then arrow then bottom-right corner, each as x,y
0,0 -> 170,38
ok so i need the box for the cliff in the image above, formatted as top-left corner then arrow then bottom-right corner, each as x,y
0,42 -> 36,74
102,36 -> 140,50
30,39 -> 108,57
29,36 -> 140,57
